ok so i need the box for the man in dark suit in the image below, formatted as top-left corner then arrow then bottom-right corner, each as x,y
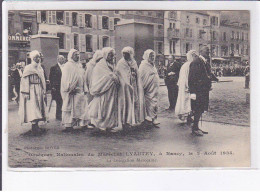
49,55 -> 65,120
11,63 -> 23,103
188,46 -> 218,136
164,55 -> 182,110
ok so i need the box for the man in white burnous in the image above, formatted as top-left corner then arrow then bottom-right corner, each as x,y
60,49 -> 87,132
89,47 -> 120,132
19,50 -> 47,134
84,50 -> 103,104
139,49 -> 160,126
175,50 -> 198,124
116,47 -> 145,130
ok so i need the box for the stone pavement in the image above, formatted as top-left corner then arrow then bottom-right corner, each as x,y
7,76 -> 250,168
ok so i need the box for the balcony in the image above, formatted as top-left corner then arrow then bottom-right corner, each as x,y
167,28 -> 180,39
19,11 -> 36,17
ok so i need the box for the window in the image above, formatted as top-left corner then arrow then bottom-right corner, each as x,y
212,45 -> 218,57
196,17 -> 200,24
158,42 -> 163,54
136,11 -> 142,15
185,43 -> 190,53
231,31 -> 235,40
246,33 -> 248,41
237,32 -> 240,40
23,22 -> 32,35
103,36 -> 109,47
148,11 -> 153,16
72,12 -> 78,26
41,11 -> 47,23
74,34 -> 79,49
223,32 -> 227,41
185,28 -> 192,37
211,16 -> 218,26
65,12 -> 70,25
199,30 -> 204,39
231,44 -> 234,52
85,14 -> 92,28
169,23 -> 172,29
236,44 -> 239,53
212,31 -> 217,40
242,32 -> 244,41
57,33 -> 65,49
158,25 -> 163,30
185,28 -> 189,37
221,46 -> 228,56
169,11 -> 177,20
203,19 -> 207,25
114,11 -> 120,14
186,15 -> 190,23
185,28 -> 192,38
170,40 -> 176,54
86,35 -> 92,52
156,12 -> 163,18
56,11 -> 64,25
102,16 -> 109,29
114,18 -> 120,30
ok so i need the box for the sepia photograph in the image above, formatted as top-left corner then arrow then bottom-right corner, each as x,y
6,9 -> 250,168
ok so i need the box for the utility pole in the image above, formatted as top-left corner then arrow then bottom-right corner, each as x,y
209,24 -> 213,67
203,23 -> 213,67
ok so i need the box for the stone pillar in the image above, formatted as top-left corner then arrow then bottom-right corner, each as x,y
115,20 -> 154,65
30,34 -> 59,78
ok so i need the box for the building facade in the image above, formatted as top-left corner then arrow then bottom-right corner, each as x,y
36,10 -> 164,62
164,10 -> 249,65
8,11 -> 37,66
8,10 -> 249,67
219,21 -> 250,64
164,11 -> 218,60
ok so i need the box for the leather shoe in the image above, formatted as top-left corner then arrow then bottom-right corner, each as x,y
62,127 -> 73,133
198,129 -> 208,134
192,129 -> 203,136
166,107 -> 174,111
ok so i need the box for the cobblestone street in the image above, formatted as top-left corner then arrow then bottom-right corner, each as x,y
8,77 -> 250,168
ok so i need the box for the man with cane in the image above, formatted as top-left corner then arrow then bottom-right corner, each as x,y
188,46 -> 218,136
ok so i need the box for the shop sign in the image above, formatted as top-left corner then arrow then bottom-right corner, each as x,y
8,35 -> 31,42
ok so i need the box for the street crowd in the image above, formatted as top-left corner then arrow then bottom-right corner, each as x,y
13,45 -> 226,137
211,65 -> 249,77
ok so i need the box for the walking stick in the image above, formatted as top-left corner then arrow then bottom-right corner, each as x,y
48,96 -> 53,113
201,113 -> 203,127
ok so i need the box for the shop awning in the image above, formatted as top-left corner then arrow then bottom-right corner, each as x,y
212,57 -> 227,61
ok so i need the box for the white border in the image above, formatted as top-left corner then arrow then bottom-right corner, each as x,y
2,1 -> 260,190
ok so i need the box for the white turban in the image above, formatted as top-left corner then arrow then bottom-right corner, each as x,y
92,50 -> 103,62
122,46 -> 135,60
68,49 -> 78,62
57,55 -> 64,60
30,50 -> 40,61
142,49 -> 155,62
186,50 -> 198,62
102,47 -> 115,60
